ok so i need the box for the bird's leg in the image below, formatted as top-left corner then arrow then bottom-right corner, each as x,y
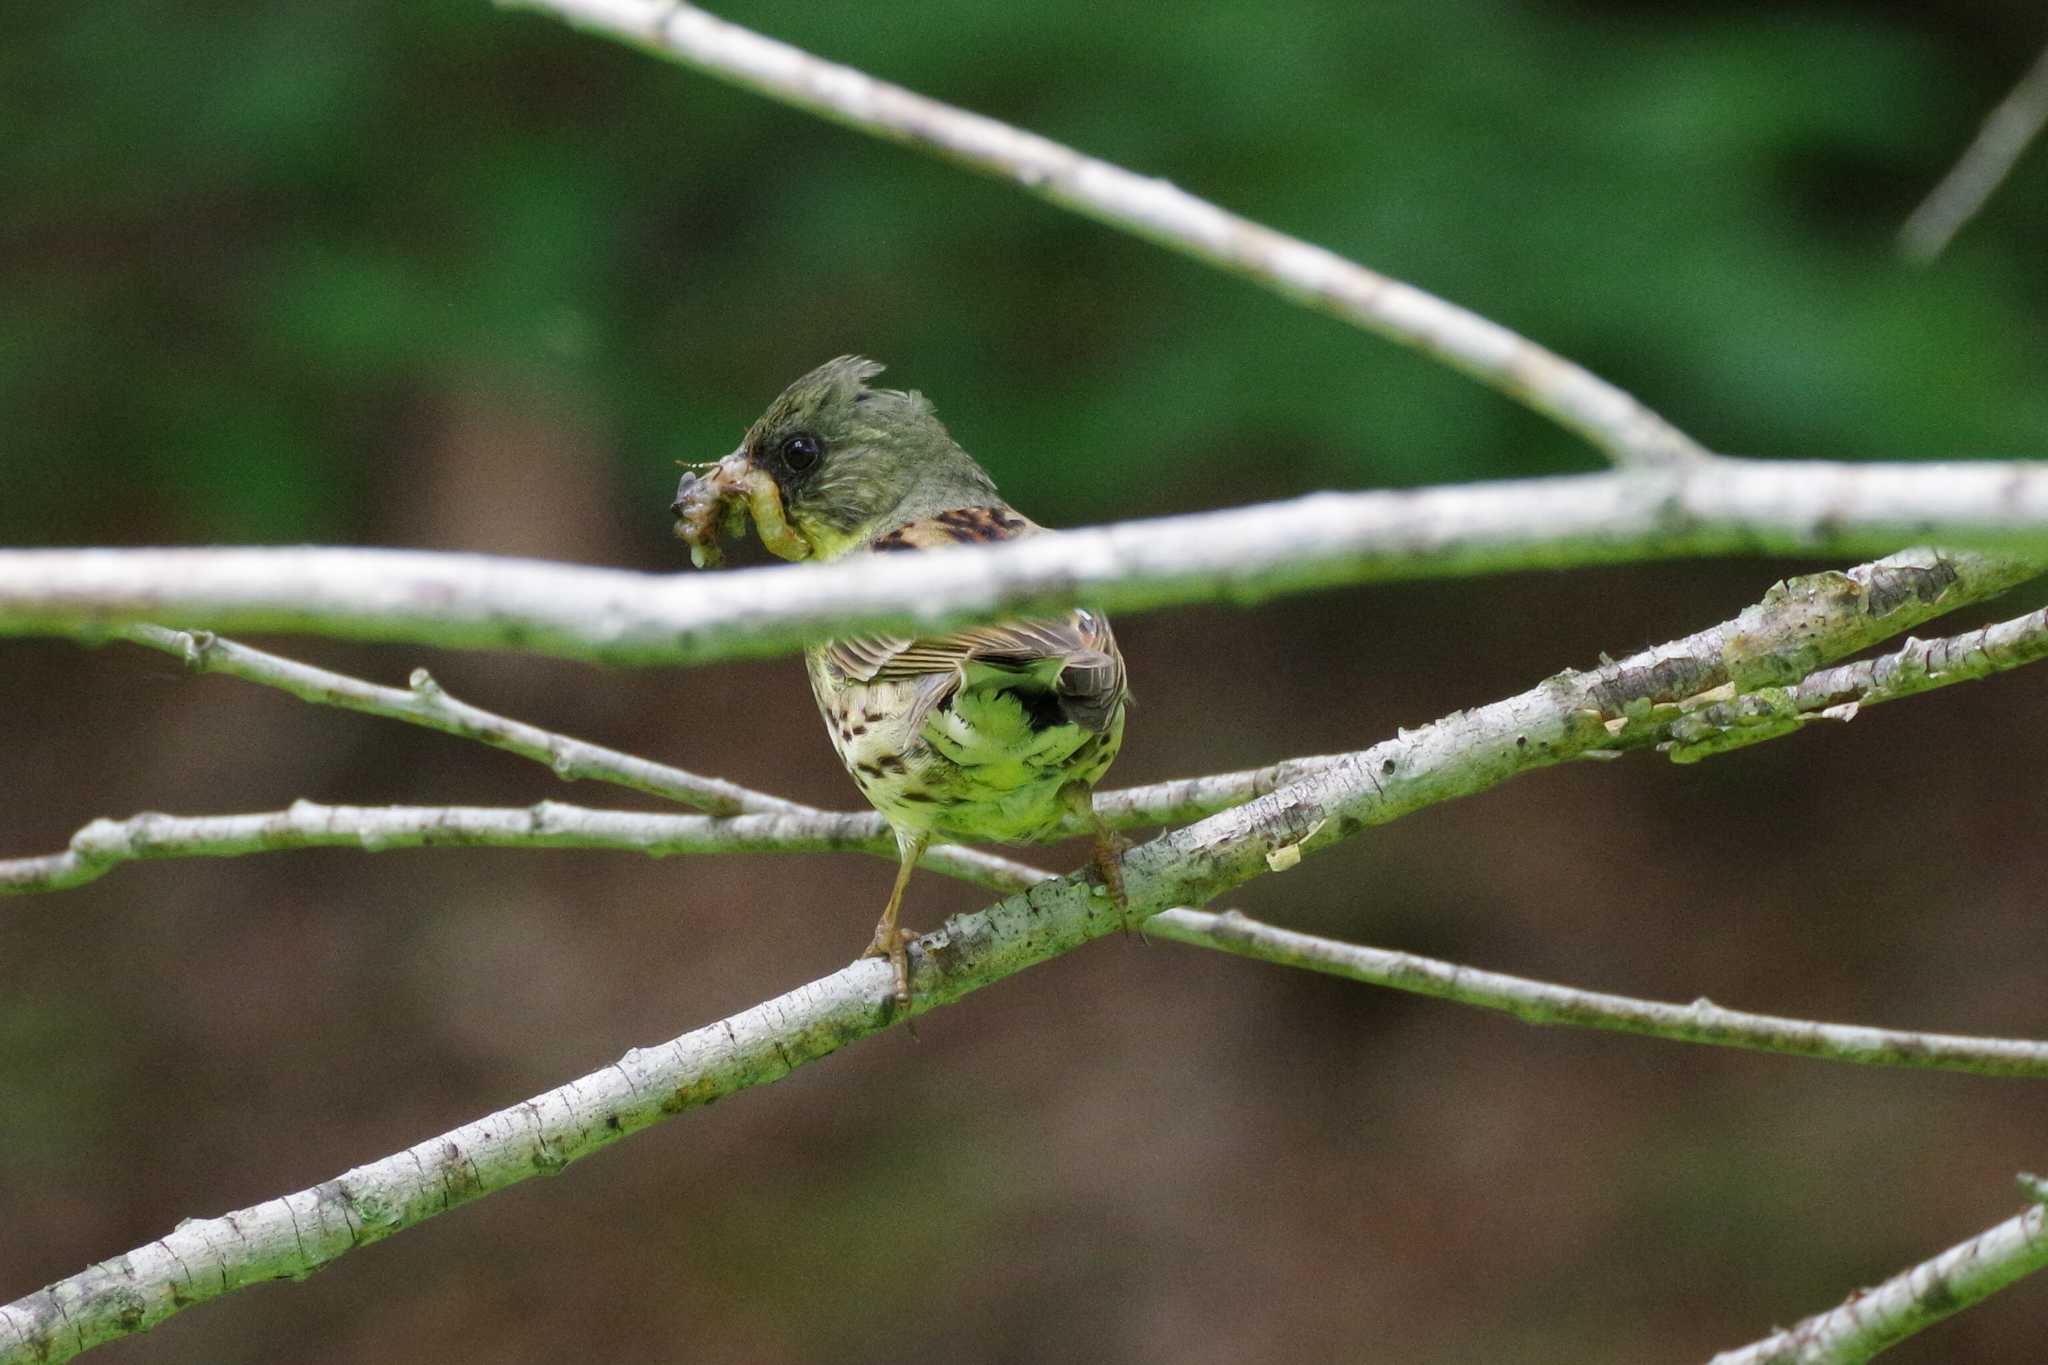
1090,820 -> 1132,915
862,828 -> 929,1010
1062,782 -> 1130,912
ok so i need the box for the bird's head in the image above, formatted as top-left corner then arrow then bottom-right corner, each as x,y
673,356 -> 998,566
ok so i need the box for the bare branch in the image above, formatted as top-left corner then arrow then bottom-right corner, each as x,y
0,548 -> 2013,898
8,4 -> 2035,1357
9,467 -> 2048,664
0,922 -> 984,1362
1095,753 -> 1345,830
9,548 -> 2028,898
0,802 -> 1042,896
1150,910 -> 2048,1078
1708,1196 -> 2048,1364
499,0 -> 1703,469
1792,607 -> 2048,708
111,625 -> 1367,840
1900,42 -> 2048,263
107,622 -> 1340,837
7,543 -> 2041,1356
99,626 -> 1041,892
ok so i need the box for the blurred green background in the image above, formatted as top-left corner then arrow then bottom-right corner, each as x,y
4,1 -> 2047,1361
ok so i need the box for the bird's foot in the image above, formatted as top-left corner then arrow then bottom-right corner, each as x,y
861,922 -> 918,1010
1090,828 -> 1132,912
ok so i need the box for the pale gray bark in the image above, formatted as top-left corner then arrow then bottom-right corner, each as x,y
0,801 -> 1040,895
1708,1198 -> 2048,1364
1667,604 -> 2048,758
7,471 -> 2048,666
100,626 -> 1037,892
6,545 -> 2040,1361
1149,910 -> 2048,1077
501,0 -> 1705,468
1900,42 -> 2048,262
118,625 -> 808,814
7,4 -> 2044,1358
6,551 -> 2034,896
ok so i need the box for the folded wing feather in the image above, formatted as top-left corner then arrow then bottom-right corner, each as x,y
823,507 -> 1126,737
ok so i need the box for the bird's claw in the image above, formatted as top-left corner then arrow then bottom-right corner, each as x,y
1091,829 -> 1131,910
861,925 -> 918,1010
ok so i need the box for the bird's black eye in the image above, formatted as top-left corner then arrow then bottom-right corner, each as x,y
779,433 -> 822,472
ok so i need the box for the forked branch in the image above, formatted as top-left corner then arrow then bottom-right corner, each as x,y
5,549 -> 2036,897
8,5 -> 2047,1360
7,545 -> 2044,1360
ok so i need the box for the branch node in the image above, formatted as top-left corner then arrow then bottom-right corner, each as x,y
69,818 -> 128,863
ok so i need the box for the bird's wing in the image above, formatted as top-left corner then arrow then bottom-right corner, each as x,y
821,507 -> 1126,734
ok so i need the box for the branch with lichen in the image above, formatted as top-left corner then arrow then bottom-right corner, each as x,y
1,548 -> 2029,898
1661,605 -> 2048,760
7,5 -> 2046,1358
8,543 -> 2045,1360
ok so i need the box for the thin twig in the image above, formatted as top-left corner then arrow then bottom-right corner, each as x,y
116,625 -> 803,815
113,622 -> 1328,838
0,550 -> 2024,896
1790,606 -> 2048,709
1900,42 -> 2048,263
107,625 -> 1037,892
8,4 -> 2039,1358
8,468 -> 2048,664
109,625 -> 1358,840
0,801 -> 1044,896
1665,604 -> 2048,759
1708,1196 -> 2048,1364
500,0 -> 1704,469
1149,910 -> 2048,1078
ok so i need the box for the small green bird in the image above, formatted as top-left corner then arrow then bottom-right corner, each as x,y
672,357 -> 1129,1008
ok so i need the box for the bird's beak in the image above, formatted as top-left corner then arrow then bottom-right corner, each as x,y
672,446 -> 812,568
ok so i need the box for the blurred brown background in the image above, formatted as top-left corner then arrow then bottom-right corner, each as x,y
4,0 -> 2047,1361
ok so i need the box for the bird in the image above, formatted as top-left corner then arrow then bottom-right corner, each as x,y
672,356 -> 1129,1010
